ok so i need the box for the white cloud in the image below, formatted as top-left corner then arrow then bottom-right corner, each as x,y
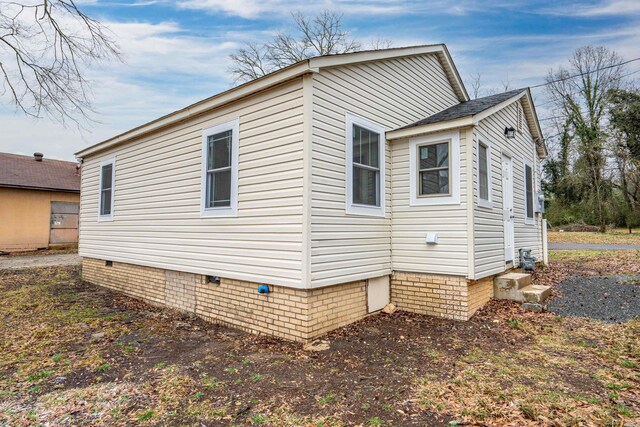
0,19 -> 244,160
540,0 -> 640,17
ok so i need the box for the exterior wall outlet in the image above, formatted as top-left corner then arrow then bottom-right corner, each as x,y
425,233 -> 438,244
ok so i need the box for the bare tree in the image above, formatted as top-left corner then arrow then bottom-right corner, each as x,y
545,45 -> 625,231
0,0 -> 120,125
468,72 -> 482,99
368,37 -> 393,50
229,10 -> 361,84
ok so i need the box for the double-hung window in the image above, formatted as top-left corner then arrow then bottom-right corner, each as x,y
98,158 -> 115,221
524,160 -> 534,224
346,113 -> 385,217
418,141 -> 450,196
408,131 -> 460,206
201,119 -> 239,217
477,137 -> 492,208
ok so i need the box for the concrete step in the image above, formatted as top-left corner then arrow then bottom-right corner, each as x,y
494,272 -> 533,301
521,284 -> 552,304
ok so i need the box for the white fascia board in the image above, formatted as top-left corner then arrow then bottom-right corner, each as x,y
309,44 -> 469,103
76,62 -> 312,158
386,117 -> 474,141
309,44 -> 446,69
472,91 -> 527,124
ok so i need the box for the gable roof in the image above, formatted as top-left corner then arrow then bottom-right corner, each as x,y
387,88 -> 547,158
75,44 -> 468,158
0,153 -> 80,193
399,89 -> 525,129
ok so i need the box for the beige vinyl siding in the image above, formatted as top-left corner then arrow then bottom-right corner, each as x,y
309,54 -> 460,288
391,129 -> 470,276
79,79 -> 306,288
473,100 -> 543,278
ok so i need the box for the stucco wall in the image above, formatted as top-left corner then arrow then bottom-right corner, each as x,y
0,188 -> 79,251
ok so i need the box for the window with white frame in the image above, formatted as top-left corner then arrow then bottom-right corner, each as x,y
418,141 -> 450,196
201,119 -> 239,217
477,137 -> 492,208
524,161 -> 535,223
98,158 -> 115,221
345,113 -> 385,216
408,131 -> 460,206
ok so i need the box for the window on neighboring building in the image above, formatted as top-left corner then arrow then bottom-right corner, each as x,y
201,119 -> 239,217
346,113 -> 385,217
98,158 -> 115,221
418,141 -> 450,196
525,161 -> 534,223
477,138 -> 492,208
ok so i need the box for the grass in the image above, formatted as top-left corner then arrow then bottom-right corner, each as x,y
1,264 -> 638,426
416,317 -> 639,425
548,228 -> 640,245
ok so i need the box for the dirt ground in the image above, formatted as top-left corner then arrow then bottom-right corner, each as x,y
0,253 -> 81,269
0,254 -> 638,426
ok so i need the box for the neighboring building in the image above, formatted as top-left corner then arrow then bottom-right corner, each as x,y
75,44 -> 547,342
0,152 -> 80,253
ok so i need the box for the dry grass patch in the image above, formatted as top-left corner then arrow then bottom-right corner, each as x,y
548,229 -> 640,245
0,260 -> 638,426
416,315 -> 639,426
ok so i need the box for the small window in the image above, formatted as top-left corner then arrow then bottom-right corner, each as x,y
418,142 -> 450,196
201,119 -> 239,217
524,161 -> 534,223
408,131 -> 460,206
345,113 -> 385,217
98,158 -> 115,221
477,137 -> 492,208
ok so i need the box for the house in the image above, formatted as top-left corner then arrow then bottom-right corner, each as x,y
0,152 -> 80,253
75,44 -> 547,342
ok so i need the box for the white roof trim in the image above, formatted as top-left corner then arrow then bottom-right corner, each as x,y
386,117 -> 474,140
388,88 -> 547,158
76,44 -> 468,158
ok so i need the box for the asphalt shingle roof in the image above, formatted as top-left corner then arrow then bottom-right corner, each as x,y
399,88 -> 526,129
0,152 -> 80,192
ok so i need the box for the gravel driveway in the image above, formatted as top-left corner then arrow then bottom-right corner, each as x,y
0,253 -> 81,270
547,275 -> 640,322
549,243 -> 640,250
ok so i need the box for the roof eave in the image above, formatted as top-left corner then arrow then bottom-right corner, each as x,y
75,61 -> 313,158
0,184 -> 80,193
386,116 -> 475,140
76,44 -> 470,158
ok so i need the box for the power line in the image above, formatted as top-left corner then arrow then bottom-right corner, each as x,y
536,68 -> 640,120
529,57 -> 640,89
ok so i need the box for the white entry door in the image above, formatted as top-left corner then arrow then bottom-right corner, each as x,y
502,154 -> 515,263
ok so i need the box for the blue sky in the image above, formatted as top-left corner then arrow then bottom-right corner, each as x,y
1,0 -> 639,160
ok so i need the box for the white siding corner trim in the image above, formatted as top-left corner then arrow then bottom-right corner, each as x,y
345,112 -> 386,217
98,157 -> 115,222
476,133 -> 493,210
200,118 -> 240,218
409,131 -> 460,206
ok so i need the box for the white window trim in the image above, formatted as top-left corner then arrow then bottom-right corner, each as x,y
409,131 -> 460,206
523,158 -> 535,225
476,134 -> 493,209
200,118 -> 239,218
345,112 -> 386,217
98,157 -> 116,222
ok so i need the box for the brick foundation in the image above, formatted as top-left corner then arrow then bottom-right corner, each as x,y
390,271 -> 494,321
82,258 -> 366,342
82,258 -> 495,341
